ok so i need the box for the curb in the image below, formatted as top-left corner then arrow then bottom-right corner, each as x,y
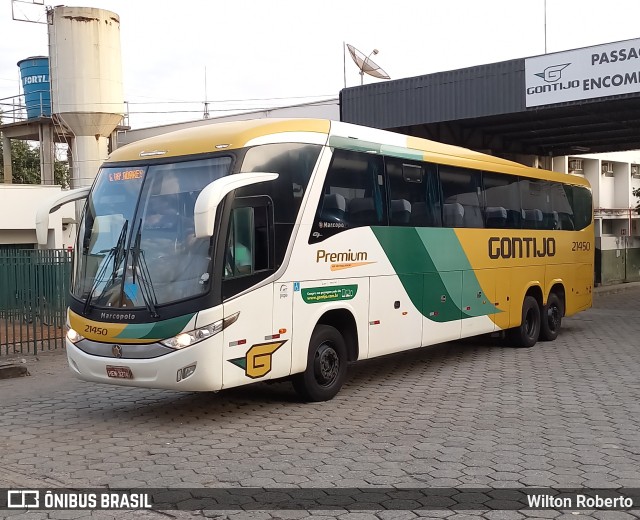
0,363 -> 30,380
594,281 -> 640,296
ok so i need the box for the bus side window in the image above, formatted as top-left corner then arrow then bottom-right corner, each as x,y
224,207 -> 254,278
482,172 -> 522,229
569,185 -> 593,231
439,166 -> 483,228
221,197 -> 274,300
551,182 -> 574,231
310,149 -> 386,243
520,179 -> 552,230
386,157 -> 441,227
224,204 -> 270,279
239,143 -> 322,267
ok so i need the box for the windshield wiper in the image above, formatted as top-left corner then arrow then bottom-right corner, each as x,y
129,221 -> 159,318
83,219 -> 129,316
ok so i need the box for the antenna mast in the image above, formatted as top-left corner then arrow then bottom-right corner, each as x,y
343,41 -> 347,89
203,66 -> 210,119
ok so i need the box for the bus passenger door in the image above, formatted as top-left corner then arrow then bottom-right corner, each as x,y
368,275 -> 422,357
222,284 -> 276,389
220,198 -> 288,388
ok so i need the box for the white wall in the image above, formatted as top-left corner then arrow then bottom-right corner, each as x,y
578,151 -> 640,210
0,185 -> 76,249
581,158 -> 600,208
599,234 -> 640,251
565,155 -> 639,211
613,162 -> 631,208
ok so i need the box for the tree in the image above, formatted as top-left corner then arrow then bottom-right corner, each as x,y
8,140 -> 41,184
2,110 -> 70,186
634,186 -> 640,213
0,136 -> 69,187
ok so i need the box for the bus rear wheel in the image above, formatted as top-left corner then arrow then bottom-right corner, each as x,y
540,293 -> 563,341
292,324 -> 347,402
508,295 -> 541,348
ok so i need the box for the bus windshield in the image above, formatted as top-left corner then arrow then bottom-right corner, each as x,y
72,156 -> 232,311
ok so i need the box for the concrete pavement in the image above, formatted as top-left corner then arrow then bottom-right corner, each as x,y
0,289 -> 639,519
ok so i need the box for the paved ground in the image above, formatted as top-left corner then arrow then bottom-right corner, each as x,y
0,287 -> 639,519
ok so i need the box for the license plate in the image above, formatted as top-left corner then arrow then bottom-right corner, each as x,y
106,365 -> 133,379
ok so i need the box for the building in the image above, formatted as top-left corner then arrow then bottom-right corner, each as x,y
0,184 -> 75,249
558,151 -> 640,285
340,37 -> 640,285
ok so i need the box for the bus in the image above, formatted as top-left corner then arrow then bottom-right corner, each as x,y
37,118 -> 593,401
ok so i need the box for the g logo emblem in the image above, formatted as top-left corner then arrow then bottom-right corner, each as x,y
112,345 -> 123,358
228,340 -> 287,379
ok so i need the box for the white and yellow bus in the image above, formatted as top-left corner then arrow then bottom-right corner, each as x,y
38,119 -> 593,401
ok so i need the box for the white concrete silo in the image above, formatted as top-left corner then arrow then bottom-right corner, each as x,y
48,6 -> 124,188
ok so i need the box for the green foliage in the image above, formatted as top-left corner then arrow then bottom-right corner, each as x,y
0,137 -> 69,187
7,140 -> 40,184
1,113 -> 69,186
54,159 -> 70,188
634,186 -> 640,212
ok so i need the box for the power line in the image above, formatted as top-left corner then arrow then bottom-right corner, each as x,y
126,101 -> 338,115
126,94 -> 336,105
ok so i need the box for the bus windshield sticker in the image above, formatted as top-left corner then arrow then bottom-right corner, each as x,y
108,169 -> 144,182
302,285 -> 358,304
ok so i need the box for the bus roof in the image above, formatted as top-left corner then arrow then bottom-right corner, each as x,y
106,118 -> 590,188
107,119 -> 331,162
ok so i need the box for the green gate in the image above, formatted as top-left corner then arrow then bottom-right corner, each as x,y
0,249 -> 72,355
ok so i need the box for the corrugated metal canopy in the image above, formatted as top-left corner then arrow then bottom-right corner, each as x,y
340,58 -> 640,157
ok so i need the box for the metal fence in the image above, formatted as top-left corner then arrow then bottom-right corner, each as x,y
0,249 -> 72,355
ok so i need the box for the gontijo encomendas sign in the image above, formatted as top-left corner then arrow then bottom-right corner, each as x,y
525,37 -> 640,107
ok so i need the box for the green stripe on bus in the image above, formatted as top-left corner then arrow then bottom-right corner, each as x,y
328,136 -> 425,162
371,227 -> 498,322
115,313 -> 195,340
415,228 -> 499,318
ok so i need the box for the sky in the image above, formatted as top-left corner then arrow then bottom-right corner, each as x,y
2,0 -> 640,129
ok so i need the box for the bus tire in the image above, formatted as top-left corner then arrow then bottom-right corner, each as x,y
540,293 -> 562,341
508,295 -> 541,348
292,324 -> 347,402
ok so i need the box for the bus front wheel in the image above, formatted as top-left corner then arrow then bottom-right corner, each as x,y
292,324 -> 347,402
508,295 -> 541,348
540,293 -> 563,341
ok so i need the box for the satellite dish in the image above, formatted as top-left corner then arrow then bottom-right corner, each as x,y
346,44 -> 390,85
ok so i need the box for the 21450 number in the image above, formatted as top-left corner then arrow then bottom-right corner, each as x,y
572,241 -> 591,251
84,325 -> 108,336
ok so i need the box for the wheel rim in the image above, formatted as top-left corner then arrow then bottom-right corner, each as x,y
314,343 -> 340,387
547,304 -> 560,332
524,308 -> 536,338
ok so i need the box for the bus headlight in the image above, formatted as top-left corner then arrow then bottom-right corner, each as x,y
66,327 -> 85,344
160,312 -> 239,350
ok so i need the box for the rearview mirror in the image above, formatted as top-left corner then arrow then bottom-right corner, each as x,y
193,172 -> 278,238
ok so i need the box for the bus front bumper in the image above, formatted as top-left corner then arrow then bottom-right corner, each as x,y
66,338 -> 223,392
